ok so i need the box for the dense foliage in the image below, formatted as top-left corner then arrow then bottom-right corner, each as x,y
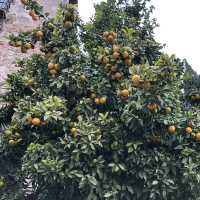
0,0 -> 200,199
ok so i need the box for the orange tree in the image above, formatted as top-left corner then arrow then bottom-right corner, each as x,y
0,0 -> 200,199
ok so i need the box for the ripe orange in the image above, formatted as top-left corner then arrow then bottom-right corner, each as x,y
49,70 -> 57,75
20,0 -> 28,5
48,62 -> 55,70
100,96 -> 107,104
36,31 -> 44,38
29,10 -> 35,17
26,79 -> 34,86
32,118 -> 41,126
80,75 -> 86,81
103,31 -> 109,38
196,132 -> 200,142
70,127 -> 77,136
131,74 -> 140,85
95,98 -> 100,105
120,89 -> 129,97
185,127 -> 193,134
113,52 -> 120,60
168,125 -> 176,134
54,64 -> 61,71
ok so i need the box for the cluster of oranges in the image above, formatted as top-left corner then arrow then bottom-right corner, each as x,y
94,96 -> 107,105
9,40 -> 32,53
118,89 -> 130,99
167,121 -> 200,142
48,62 -> 61,75
97,44 -> 133,81
103,31 -> 117,44
20,0 -> 39,20
27,117 -> 47,126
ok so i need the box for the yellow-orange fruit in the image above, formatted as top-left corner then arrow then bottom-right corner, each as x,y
131,74 -> 141,85
29,10 -> 35,17
103,31 -> 109,38
48,63 -> 55,70
32,118 -> 41,126
70,127 -> 77,136
21,0 -> 28,5
36,31 -> 44,38
196,132 -> 200,142
168,125 -> 176,134
99,96 -> 107,104
49,69 -> 57,75
54,64 -> 61,71
185,127 -> 193,134
95,98 -> 100,105
120,89 -> 129,97
80,75 -> 86,81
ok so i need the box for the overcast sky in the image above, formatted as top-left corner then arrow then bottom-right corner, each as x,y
79,0 -> 200,74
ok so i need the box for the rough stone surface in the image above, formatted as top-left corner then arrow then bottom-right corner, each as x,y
0,0 -> 59,83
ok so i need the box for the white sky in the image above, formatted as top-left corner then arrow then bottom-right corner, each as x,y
79,0 -> 200,74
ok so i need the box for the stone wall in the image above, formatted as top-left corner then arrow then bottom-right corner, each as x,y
0,0 -> 59,83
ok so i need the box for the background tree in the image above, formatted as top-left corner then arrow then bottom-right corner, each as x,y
0,0 -> 200,200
